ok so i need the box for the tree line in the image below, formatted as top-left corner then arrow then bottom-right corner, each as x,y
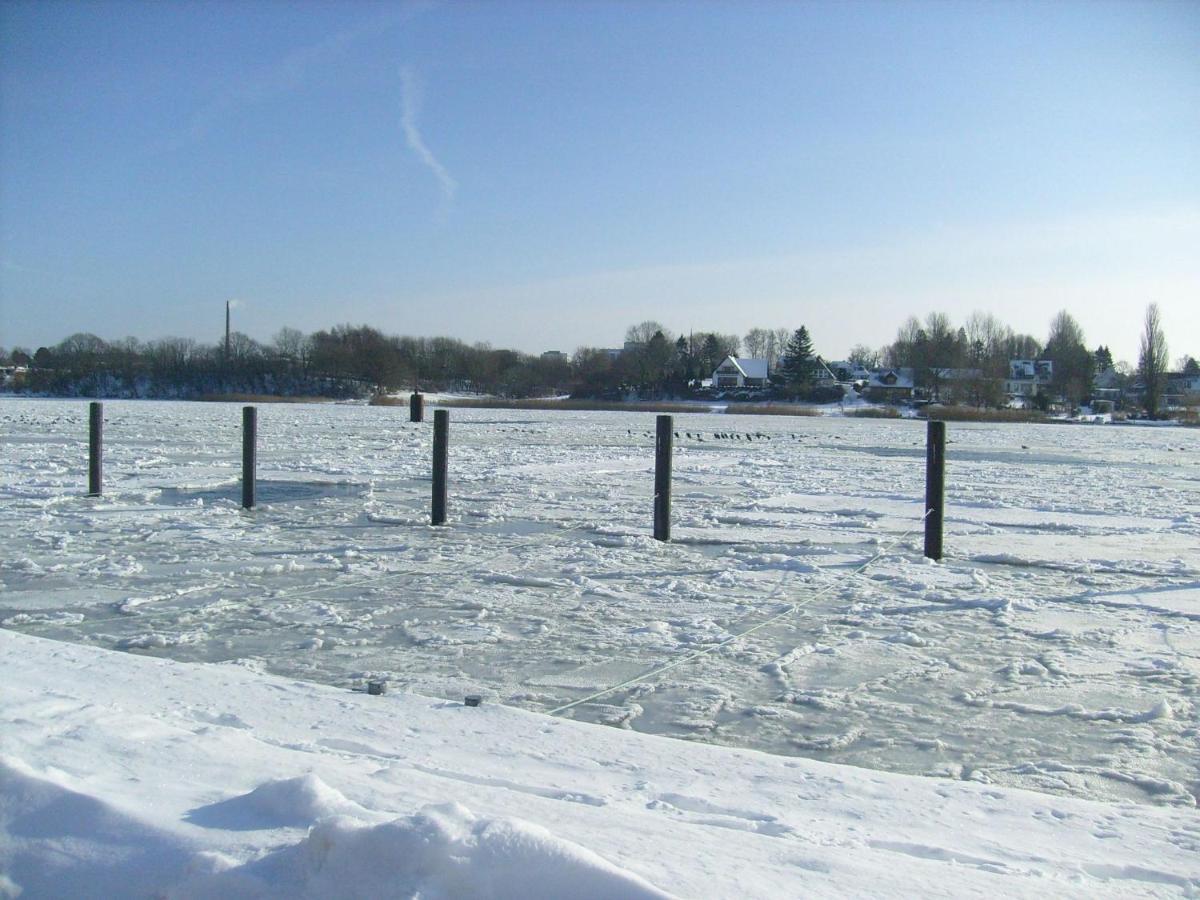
1,306 -> 1192,413
0,327 -> 571,399
0,321 -> 822,401
870,304 -> 1193,416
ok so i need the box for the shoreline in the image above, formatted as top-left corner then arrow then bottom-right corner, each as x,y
2,391 -> 1193,425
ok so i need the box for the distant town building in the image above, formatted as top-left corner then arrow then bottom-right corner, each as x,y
1093,367 -> 1124,406
540,351 -> 568,362
1004,359 -> 1053,401
865,368 -> 914,402
1165,371 -> 1200,408
824,361 -> 872,383
712,356 -> 769,390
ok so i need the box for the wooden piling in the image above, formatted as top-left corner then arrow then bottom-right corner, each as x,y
242,406 -> 257,509
410,392 -> 424,423
654,414 -> 673,542
432,408 -> 448,525
924,419 -> 945,560
88,402 -> 102,496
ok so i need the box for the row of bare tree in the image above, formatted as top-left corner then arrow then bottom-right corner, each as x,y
3,308 -> 1191,409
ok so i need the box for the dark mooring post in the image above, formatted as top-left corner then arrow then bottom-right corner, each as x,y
653,414 -> 673,541
87,401 -> 103,496
242,406 -> 257,510
410,392 -> 424,423
924,419 -> 946,560
431,408 -> 449,525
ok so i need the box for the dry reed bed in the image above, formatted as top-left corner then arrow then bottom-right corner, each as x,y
430,398 -> 715,414
921,405 -> 1046,423
200,394 -> 338,404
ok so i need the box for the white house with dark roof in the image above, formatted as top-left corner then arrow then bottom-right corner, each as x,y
712,356 -> 770,390
1004,359 -> 1053,400
864,368 -> 914,402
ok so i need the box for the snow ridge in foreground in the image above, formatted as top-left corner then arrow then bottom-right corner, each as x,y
0,763 -> 668,900
2,631 -> 1198,898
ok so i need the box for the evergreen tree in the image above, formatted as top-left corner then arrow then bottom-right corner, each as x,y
644,330 -> 673,390
780,327 -> 815,384
700,333 -> 723,373
1094,345 -> 1114,372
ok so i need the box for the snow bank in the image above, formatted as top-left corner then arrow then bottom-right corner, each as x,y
0,760 -> 668,900
179,803 -> 671,899
2,631 -> 1198,898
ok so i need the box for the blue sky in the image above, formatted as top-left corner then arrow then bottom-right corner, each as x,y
1,0 -> 1197,364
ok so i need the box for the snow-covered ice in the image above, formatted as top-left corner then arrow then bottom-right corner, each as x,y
2,397 -> 1198,895
3,630 -> 1199,898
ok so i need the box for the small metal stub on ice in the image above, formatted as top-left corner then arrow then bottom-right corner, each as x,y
367,680 -> 387,695
464,694 -> 482,707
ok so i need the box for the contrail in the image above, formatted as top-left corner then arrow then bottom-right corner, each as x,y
400,66 -> 458,208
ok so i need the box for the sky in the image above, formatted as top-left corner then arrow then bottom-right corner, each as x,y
1,0 -> 1197,365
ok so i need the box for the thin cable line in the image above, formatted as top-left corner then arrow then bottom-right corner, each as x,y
547,509 -> 935,716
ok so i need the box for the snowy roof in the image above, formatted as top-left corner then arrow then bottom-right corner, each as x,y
715,356 -> 769,379
868,368 -> 914,389
826,361 -> 872,379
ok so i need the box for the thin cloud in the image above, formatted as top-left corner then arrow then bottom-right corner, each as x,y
400,66 -> 458,211
155,7 -> 423,153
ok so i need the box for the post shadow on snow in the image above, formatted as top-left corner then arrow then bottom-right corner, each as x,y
155,480 -> 371,507
183,794 -> 298,831
183,774 -> 370,832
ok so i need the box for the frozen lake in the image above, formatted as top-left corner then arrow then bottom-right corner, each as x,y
2,398 -> 1198,807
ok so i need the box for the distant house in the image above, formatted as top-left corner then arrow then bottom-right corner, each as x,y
712,356 -> 769,390
810,357 -> 842,386
825,361 -> 872,383
1,365 -> 27,388
540,350 -> 568,363
1093,367 -> 1124,406
865,368 -> 914,402
1165,371 -> 1200,408
1004,359 -> 1053,403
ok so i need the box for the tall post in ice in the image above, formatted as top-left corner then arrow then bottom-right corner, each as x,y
88,401 -> 103,497
654,414 -> 673,542
410,392 -> 424,423
242,406 -> 257,510
924,419 -> 945,560
431,408 -> 449,526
